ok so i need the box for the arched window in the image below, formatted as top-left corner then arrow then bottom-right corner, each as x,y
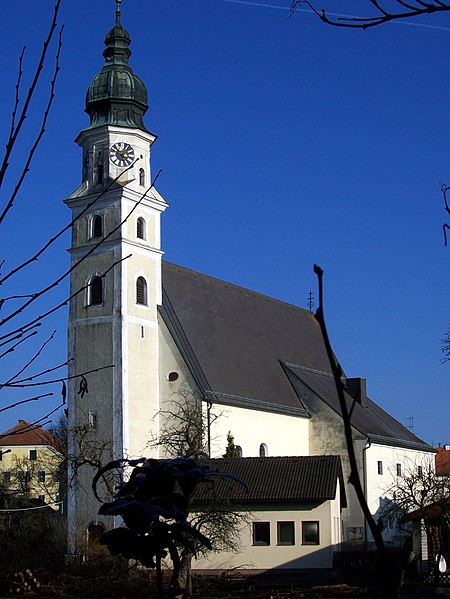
92,214 -> 103,238
89,276 -> 103,306
136,276 -> 148,305
136,217 -> 146,240
235,445 -> 243,458
259,443 -> 268,458
139,168 -> 145,187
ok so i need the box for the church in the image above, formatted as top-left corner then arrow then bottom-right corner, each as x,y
65,3 -> 434,570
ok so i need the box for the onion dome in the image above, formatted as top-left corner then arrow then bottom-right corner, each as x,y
85,1 -> 149,131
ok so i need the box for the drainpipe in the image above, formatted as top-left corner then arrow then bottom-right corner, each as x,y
363,436 -> 371,549
206,398 -> 212,457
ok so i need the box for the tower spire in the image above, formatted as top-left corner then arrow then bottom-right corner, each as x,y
115,0 -> 122,24
83,0 -> 149,132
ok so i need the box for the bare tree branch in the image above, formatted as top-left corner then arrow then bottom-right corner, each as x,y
0,25 -> 63,224
290,0 -> 450,29
0,0 -> 62,209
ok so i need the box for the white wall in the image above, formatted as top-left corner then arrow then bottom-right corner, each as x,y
206,402 -> 310,458
194,498 -> 340,572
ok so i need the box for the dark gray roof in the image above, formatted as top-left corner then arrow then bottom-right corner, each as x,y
161,262 -> 432,453
194,456 -> 346,506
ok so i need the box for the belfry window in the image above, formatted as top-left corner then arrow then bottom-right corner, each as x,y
92,215 -> 103,238
139,168 -> 145,187
89,276 -> 103,306
259,443 -> 268,458
137,217 -> 146,240
136,276 -> 148,305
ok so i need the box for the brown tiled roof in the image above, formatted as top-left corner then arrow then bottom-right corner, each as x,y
0,420 -> 62,452
161,262 -> 432,453
194,456 -> 346,507
436,447 -> 450,476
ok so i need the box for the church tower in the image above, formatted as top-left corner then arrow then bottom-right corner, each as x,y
65,2 -> 168,545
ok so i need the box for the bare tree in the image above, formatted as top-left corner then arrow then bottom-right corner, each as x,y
314,265 -> 401,599
290,1 -> 450,29
146,392 -> 249,597
381,460 -> 450,581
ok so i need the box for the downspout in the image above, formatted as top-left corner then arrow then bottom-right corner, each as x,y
206,398 -> 212,457
363,436 -> 371,549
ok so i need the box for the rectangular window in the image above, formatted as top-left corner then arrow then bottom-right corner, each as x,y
277,521 -> 295,545
302,521 -> 320,545
29,449 -> 37,460
0,450 -> 2,461
88,411 -> 98,430
377,460 -> 383,475
17,471 -> 31,483
37,471 -> 46,483
253,522 -> 270,546
3,472 -> 11,484
38,495 -> 45,502
396,463 -> 402,477
417,465 -> 423,477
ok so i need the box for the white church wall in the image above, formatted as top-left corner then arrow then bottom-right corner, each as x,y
206,402 -> 310,459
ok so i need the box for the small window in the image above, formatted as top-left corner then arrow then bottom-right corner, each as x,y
253,522 -> 270,546
136,276 -> 148,305
0,450 -> 2,461
37,471 -> 46,483
139,168 -> 145,187
3,472 -> 11,484
18,471 -> 31,483
259,443 -> 268,458
396,463 -> 402,477
277,521 -> 295,545
377,461 -> 383,475
235,445 -> 243,458
38,494 -> 46,502
88,412 -> 98,430
136,217 -> 146,240
92,214 -> 103,238
29,449 -> 37,461
89,276 -> 103,306
302,521 -> 319,545
418,465 -> 423,477
167,371 -> 179,382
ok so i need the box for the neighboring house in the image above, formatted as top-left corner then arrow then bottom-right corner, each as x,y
436,445 -> 450,476
65,4 -> 434,564
193,456 -> 346,572
401,445 -> 450,576
0,420 -> 64,509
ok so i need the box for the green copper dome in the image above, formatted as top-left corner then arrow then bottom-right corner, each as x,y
85,5 -> 149,131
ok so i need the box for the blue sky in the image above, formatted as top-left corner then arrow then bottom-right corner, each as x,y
1,0 -> 449,445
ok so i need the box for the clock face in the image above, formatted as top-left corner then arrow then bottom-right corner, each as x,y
109,142 -> 135,167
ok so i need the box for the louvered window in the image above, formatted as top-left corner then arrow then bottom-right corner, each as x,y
137,217 -> 146,240
90,276 -> 103,305
92,215 -> 103,238
136,276 -> 147,305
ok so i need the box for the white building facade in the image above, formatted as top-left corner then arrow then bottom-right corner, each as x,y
66,6 -> 434,565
